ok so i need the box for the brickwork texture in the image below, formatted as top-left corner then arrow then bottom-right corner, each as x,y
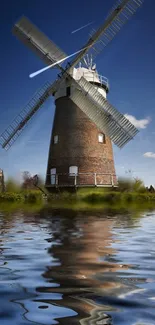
45,97 -> 116,187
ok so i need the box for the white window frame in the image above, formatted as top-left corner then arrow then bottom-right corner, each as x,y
54,135 -> 58,144
98,133 -> 105,143
69,166 -> 78,176
50,168 -> 56,185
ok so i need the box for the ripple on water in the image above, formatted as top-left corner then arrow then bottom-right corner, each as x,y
0,211 -> 155,324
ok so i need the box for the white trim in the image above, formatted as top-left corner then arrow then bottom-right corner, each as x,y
54,135 -> 58,144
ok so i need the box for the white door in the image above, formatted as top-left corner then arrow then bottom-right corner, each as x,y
50,168 -> 56,185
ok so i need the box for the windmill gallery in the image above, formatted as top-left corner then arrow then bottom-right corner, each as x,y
0,0 -> 143,191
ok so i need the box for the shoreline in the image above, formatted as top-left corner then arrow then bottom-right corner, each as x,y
1,190 -> 155,203
1,190 -> 155,215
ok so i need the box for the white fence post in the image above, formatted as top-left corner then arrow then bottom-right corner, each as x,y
111,175 -> 114,186
74,175 -> 77,186
94,173 -> 97,186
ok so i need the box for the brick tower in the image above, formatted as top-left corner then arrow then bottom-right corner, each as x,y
45,64 -> 117,190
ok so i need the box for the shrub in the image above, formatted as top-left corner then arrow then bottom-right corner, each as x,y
132,178 -> 146,193
0,192 -> 23,202
122,192 -> 134,203
24,190 -> 43,203
82,191 -> 121,204
5,178 -> 21,193
117,177 -> 134,192
117,177 -> 147,193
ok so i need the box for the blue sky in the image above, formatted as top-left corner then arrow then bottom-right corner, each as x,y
0,0 -> 155,185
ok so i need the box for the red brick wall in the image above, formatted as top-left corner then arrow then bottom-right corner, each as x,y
45,97 -> 116,187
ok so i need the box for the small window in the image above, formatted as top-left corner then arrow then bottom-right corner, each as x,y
54,135 -> 58,144
66,86 -> 71,97
69,166 -> 78,176
98,133 -> 105,143
50,168 -> 56,185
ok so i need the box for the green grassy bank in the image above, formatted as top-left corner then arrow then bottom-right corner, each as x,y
0,177 -> 155,208
1,188 -> 155,205
0,190 -> 43,203
77,188 -> 155,204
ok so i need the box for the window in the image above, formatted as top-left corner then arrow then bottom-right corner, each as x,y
54,135 -> 58,144
69,166 -> 78,176
98,133 -> 105,143
66,86 -> 71,97
50,168 -> 56,185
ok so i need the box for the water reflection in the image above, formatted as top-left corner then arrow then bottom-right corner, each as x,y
40,216 -> 124,325
0,209 -> 155,324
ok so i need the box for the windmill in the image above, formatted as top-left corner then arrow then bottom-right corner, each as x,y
0,0 -> 143,190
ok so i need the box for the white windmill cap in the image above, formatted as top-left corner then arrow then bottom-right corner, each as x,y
73,66 -> 100,84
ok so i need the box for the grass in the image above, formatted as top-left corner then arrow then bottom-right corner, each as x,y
0,178 -> 155,211
79,190 -> 155,204
0,190 -> 44,203
1,187 -> 155,205
0,187 -> 155,221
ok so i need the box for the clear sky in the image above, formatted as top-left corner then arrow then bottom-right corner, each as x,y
0,0 -> 155,185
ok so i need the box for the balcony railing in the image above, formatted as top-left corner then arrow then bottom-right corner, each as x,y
46,173 -> 117,188
82,72 -> 109,90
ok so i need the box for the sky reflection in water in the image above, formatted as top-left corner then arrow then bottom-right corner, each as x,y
0,209 -> 155,325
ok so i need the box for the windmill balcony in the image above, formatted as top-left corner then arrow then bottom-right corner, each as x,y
82,72 -> 109,92
46,172 -> 117,189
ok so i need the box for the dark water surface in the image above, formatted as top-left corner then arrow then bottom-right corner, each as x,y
0,208 -> 155,325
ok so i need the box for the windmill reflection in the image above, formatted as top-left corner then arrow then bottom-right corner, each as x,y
0,209 -> 144,325
36,214 -> 129,324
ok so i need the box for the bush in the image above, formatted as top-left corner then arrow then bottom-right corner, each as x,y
5,178 -> 20,193
132,178 -> 146,193
82,191 -> 121,203
0,190 -> 44,203
117,177 -> 134,192
0,192 -> 23,202
24,190 -> 43,203
117,177 -> 147,193
122,192 -> 134,203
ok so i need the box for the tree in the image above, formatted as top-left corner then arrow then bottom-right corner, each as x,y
22,171 -> 34,190
21,171 -> 46,194
149,185 -> 154,193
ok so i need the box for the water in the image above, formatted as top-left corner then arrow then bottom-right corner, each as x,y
0,208 -> 155,324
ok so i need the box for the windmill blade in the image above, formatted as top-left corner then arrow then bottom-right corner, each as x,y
13,16 -> 66,68
0,82 -> 53,150
29,45 -> 89,78
67,0 -> 143,69
88,0 -> 143,61
70,77 -> 139,148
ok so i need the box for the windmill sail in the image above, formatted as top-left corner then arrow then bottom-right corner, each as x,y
13,16 -> 67,68
0,82 -> 52,150
89,0 -> 143,60
68,0 -> 143,69
70,77 -> 139,148
0,0 -> 143,153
